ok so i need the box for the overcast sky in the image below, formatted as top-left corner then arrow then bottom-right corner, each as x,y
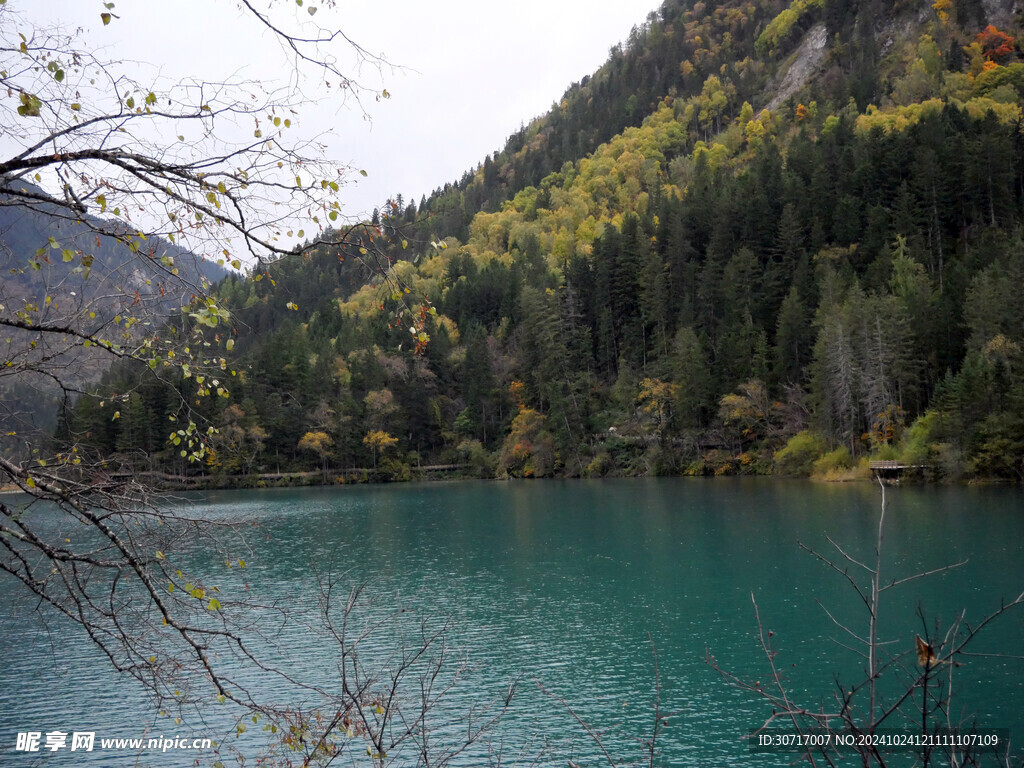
31,0 -> 658,219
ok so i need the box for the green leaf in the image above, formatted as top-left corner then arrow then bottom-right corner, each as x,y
226,338 -> 234,351
359,169 -> 368,177
101,12 -> 111,25
207,597 -> 221,610
16,93 -> 42,117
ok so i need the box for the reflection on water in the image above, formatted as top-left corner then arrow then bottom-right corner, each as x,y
1,479 -> 1022,765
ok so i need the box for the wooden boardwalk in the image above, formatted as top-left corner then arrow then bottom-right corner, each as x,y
869,460 -> 928,479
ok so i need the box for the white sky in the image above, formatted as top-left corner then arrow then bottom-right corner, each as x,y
29,0 -> 658,219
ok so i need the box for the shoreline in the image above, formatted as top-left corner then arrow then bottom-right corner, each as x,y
97,466 -> 961,492
4,469 -> 1014,497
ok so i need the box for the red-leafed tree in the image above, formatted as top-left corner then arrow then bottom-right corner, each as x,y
975,24 -> 1016,64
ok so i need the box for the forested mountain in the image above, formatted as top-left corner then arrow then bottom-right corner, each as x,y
0,189 -> 226,457
64,0 -> 1024,482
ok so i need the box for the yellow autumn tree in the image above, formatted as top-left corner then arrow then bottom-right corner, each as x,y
363,430 -> 398,468
638,378 -> 675,441
298,431 -> 333,481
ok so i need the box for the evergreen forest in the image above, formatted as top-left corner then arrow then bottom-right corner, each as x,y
59,0 -> 1024,483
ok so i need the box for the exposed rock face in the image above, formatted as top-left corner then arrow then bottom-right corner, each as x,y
767,23 -> 828,111
982,0 -> 1021,29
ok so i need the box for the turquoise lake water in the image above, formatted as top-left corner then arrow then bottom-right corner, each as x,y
1,478 -> 1022,766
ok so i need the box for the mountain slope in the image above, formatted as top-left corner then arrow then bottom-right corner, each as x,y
67,0 -> 1024,482
0,185 -> 227,456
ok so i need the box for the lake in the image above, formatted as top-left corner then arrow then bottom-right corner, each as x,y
1,478 -> 1022,766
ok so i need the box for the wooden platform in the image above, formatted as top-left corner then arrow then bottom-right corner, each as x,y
869,460 -> 928,478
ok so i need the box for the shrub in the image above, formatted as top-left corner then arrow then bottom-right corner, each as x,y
584,451 -> 613,478
812,448 -> 871,481
813,446 -> 852,474
773,430 -> 827,476
498,408 -> 556,478
458,439 -> 497,478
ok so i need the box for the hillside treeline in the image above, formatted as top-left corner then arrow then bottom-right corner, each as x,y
62,2 -> 1024,482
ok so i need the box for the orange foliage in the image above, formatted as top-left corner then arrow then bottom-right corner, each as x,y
509,380 -> 527,409
975,25 -> 1015,63
499,408 -> 555,478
